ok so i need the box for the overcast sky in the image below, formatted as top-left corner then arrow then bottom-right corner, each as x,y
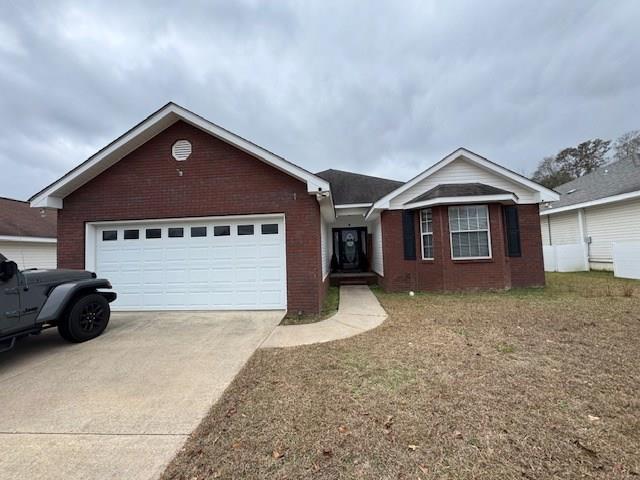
1,0 -> 639,200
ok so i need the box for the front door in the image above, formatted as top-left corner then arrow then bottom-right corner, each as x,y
341,229 -> 360,269
333,228 -> 367,271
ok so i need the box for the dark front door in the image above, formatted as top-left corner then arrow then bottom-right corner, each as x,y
333,227 -> 367,271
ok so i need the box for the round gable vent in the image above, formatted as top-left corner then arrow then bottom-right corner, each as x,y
172,140 -> 192,161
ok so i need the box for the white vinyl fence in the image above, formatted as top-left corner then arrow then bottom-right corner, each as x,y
543,243 -> 589,272
612,241 -> 640,280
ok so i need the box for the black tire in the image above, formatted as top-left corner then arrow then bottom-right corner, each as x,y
58,293 -> 110,343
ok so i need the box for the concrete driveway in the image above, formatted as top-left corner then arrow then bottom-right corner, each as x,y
0,310 -> 283,480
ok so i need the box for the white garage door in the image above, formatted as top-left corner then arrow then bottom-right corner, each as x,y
92,216 -> 286,311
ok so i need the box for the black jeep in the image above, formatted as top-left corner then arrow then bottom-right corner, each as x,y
0,253 -> 117,352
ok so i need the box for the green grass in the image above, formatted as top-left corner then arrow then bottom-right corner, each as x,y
280,286 -> 340,325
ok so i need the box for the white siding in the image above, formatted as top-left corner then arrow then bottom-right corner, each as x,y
540,216 -> 551,246
547,211 -> 580,245
390,158 -> 538,207
585,198 -> 640,264
0,241 -> 57,270
320,215 -> 330,279
370,216 -> 384,276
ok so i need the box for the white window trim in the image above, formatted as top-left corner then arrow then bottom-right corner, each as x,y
420,209 -> 434,260
448,205 -> 492,260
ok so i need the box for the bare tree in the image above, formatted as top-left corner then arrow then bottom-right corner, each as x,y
613,130 -> 640,166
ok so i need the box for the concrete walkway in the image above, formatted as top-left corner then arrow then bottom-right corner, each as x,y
261,285 -> 387,348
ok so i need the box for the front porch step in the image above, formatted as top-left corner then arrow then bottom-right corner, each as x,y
330,272 -> 378,287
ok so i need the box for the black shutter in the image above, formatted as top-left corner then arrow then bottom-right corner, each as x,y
504,206 -> 521,257
402,210 -> 416,260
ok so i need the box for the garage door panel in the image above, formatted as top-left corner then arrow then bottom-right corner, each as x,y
95,217 -> 286,311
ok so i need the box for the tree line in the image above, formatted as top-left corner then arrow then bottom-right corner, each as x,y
531,129 -> 640,189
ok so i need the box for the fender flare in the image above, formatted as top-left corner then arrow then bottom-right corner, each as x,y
36,279 -> 117,323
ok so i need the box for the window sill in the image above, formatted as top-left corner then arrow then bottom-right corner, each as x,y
420,258 -> 435,264
451,258 -> 494,264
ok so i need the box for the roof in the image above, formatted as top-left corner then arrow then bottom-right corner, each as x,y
544,156 -> 640,212
406,183 -> 513,204
0,197 -> 57,238
315,169 -> 404,205
30,102 -> 330,209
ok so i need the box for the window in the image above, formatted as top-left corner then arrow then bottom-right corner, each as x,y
448,205 -> 491,259
213,225 -> 230,236
145,228 -> 162,239
261,224 -> 278,235
191,226 -> 207,237
102,230 -> 117,241
237,225 -> 254,236
420,209 -> 434,259
168,227 -> 184,238
124,229 -> 139,240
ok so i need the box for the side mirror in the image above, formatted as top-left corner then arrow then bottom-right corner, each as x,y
0,261 -> 18,282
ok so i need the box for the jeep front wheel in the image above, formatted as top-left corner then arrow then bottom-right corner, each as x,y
58,293 -> 110,343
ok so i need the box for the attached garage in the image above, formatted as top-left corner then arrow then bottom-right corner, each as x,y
87,215 -> 286,311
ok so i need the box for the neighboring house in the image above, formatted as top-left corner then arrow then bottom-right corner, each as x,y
540,156 -> 640,271
0,197 -> 57,269
29,103 -> 557,313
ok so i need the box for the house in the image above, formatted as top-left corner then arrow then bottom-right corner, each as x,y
0,197 -> 57,269
540,156 -> 640,273
29,103 -> 558,313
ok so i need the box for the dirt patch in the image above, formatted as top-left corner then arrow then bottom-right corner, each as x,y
162,272 -> 640,479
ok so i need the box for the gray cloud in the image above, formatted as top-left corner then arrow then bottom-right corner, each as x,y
1,0 -> 639,200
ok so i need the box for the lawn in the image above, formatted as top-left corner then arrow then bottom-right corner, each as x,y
162,272 -> 640,479
280,286 -> 340,325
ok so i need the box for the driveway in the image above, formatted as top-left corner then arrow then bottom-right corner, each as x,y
0,310 -> 283,480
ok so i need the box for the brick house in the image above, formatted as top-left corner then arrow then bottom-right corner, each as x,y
29,103 -> 558,314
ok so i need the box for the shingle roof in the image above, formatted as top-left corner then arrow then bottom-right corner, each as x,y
405,183 -> 514,205
0,197 -> 57,238
547,157 -> 640,210
315,169 -> 403,205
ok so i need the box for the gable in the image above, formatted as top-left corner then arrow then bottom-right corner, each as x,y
30,102 -> 330,209
389,157 -> 540,208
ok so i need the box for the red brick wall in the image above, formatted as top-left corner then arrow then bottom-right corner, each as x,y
508,204 -> 545,288
58,120 -> 325,314
379,203 -> 544,292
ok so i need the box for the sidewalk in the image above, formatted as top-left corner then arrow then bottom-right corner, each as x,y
260,285 -> 387,348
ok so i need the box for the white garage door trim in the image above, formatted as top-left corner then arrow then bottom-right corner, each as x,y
86,214 -> 287,311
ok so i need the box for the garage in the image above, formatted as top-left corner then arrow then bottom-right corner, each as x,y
88,215 -> 286,311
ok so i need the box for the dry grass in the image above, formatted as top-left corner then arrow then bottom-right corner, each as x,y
162,272 -> 640,479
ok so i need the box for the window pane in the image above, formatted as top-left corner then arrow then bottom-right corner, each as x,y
213,226 -> 230,237
168,227 -> 184,238
191,226 -> 207,237
423,233 -> 433,259
102,230 -> 117,241
145,228 -> 161,239
261,224 -> 278,235
237,225 -> 254,236
124,229 -> 139,240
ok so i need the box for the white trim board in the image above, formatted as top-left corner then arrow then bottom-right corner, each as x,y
403,193 -> 517,210
540,190 -> 640,216
30,103 -> 330,209
0,235 -> 57,244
